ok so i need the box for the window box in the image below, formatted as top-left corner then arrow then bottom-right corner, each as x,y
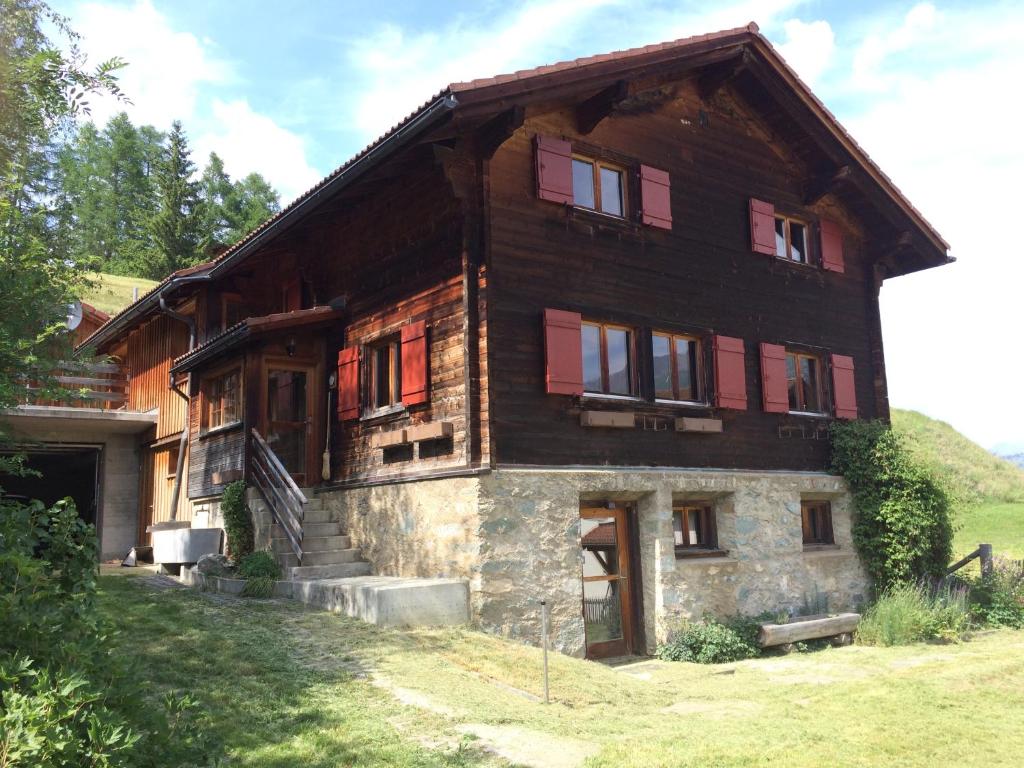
406,421 -> 453,442
370,429 -> 408,449
580,410 -> 635,428
675,417 -> 722,433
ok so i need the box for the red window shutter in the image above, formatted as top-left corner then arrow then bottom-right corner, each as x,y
543,308 -> 583,395
400,320 -> 428,406
759,342 -> 789,413
749,198 -> 776,255
831,354 -> 857,420
337,346 -> 360,420
282,278 -> 301,312
820,219 -> 845,273
713,335 -> 747,410
639,165 -> 672,229
534,135 -> 573,204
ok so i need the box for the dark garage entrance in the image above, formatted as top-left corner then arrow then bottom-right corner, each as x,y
0,446 -> 101,527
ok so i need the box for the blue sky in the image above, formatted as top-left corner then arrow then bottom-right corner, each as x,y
52,0 -> 1024,451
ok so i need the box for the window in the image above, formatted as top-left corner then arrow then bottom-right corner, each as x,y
582,321 -> 635,396
786,351 -> 823,413
572,156 -> 625,217
222,294 -> 244,331
802,500 -> 834,546
368,337 -> 402,410
652,333 -> 703,403
673,504 -> 720,554
774,216 -> 809,264
204,369 -> 241,430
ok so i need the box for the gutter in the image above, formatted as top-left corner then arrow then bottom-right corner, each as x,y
80,94 -> 459,353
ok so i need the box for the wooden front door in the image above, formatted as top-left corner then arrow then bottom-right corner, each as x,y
580,504 -> 637,659
265,363 -> 315,486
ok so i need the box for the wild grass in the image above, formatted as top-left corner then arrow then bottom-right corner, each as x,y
80,272 -> 158,314
857,582 -> 972,646
955,501 -> 1024,560
98,570 -> 1024,767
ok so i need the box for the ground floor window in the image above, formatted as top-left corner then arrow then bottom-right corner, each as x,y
673,503 -> 720,555
204,368 -> 241,430
801,500 -> 834,546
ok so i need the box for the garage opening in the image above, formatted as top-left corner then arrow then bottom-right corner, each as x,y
0,446 -> 101,528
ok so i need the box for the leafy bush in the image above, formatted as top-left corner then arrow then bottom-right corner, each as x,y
857,582 -> 971,646
657,618 -> 760,664
221,480 -> 253,563
237,550 -> 281,580
830,420 -> 955,591
964,558 -> 1024,629
0,494 -> 217,765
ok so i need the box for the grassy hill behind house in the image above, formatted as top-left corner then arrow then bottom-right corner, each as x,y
891,409 -> 1024,559
81,272 -> 158,315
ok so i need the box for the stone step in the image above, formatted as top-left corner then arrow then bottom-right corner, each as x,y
276,547 -> 363,568
291,575 -> 469,628
282,521 -> 342,538
298,506 -> 333,524
271,534 -> 351,553
288,561 -> 373,581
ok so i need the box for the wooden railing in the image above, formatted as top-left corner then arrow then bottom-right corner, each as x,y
948,544 -> 994,577
249,428 -> 305,562
20,361 -> 128,410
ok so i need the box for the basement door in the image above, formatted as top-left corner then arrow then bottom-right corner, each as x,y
580,504 -> 637,659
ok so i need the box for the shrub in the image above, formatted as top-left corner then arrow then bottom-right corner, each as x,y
657,618 -> 760,664
237,550 -> 281,580
830,420 -> 955,591
856,582 -> 971,646
964,558 -> 1024,629
0,494 -> 217,765
221,480 -> 253,563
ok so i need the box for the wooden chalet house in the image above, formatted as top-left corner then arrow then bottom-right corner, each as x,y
7,24 -> 951,657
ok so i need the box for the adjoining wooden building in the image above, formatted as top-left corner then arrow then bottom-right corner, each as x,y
6,23 -> 950,657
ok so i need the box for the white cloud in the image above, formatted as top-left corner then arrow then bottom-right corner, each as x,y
777,18 -> 835,87
63,0 -> 322,205
195,99 -> 321,204
851,2 -> 939,92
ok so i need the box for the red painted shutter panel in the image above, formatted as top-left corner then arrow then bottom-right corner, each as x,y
543,308 -> 583,395
820,219 -> 845,273
831,354 -> 857,420
639,165 -> 672,229
400,320 -> 428,406
760,342 -> 789,413
749,198 -> 776,255
713,335 -> 747,410
534,135 -> 574,204
337,346 -> 360,420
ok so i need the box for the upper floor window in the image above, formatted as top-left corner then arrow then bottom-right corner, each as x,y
572,156 -> 625,218
582,321 -> 634,396
801,500 -> 834,546
652,333 -> 703,403
204,369 -> 241,430
775,215 -> 809,264
368,336 -> 401,411
786,351 -> 823,413
222,293 -> 245,331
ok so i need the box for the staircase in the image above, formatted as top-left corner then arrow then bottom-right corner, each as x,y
270,490 -> 371,581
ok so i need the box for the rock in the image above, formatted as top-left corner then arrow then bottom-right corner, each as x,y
196,553 -> 234,577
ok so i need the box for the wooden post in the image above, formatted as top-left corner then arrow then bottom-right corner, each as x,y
980,543 -> 993,578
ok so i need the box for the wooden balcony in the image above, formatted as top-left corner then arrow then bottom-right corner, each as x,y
20,361 -> 128,410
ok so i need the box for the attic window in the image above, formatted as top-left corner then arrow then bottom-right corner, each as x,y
572,156 -> 625,217
775,216 -> 809,264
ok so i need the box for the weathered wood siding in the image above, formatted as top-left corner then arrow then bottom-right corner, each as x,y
124,315 -> 189,439
485,78 -> 884,471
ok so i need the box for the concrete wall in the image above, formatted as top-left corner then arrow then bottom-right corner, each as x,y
98,433 -> 142,559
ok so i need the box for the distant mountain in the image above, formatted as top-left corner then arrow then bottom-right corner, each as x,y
1002,454 -> 1024,470
891,410 -> 1024,503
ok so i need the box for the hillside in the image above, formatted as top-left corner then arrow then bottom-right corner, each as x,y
891,409 -> 1024,504
81,272 -> 157,315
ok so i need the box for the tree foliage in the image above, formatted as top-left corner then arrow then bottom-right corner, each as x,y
830,420 -> 955,591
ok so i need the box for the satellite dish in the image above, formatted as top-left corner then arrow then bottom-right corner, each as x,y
66,300 -> 83,331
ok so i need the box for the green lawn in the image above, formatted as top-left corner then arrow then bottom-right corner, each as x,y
81,272 -> 158,315
99,570 -> 1024,767
955,501 -> 1024,561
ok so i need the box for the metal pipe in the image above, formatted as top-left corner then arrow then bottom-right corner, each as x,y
541,599 -> 550,704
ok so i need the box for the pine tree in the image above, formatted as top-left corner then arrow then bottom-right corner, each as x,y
146,120 -> 202,278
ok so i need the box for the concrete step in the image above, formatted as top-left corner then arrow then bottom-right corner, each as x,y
271,534 -> 351,553
288,561 -> 373,581
299,506 -> 334,524
291,575 -> 469,628
276,547 -> 363,568
274,521 -> 341,538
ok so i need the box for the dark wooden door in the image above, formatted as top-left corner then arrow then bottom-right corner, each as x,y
580,504 -> 636,659
265,364 -> 315,485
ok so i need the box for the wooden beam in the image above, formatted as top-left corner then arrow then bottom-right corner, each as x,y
475,105 -> 525,158
697,50 -> 750,101
575,80 -> 629,135
803,165 -> 852,205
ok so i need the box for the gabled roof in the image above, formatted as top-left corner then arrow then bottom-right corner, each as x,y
81,21 -> 948,352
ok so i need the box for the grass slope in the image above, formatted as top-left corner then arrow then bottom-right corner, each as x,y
100,571 -> 1024,768
81,272 -> 157,315
891,409 -> 1024,559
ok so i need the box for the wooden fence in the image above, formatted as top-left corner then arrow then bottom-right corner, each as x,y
19,361 -> 128,410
